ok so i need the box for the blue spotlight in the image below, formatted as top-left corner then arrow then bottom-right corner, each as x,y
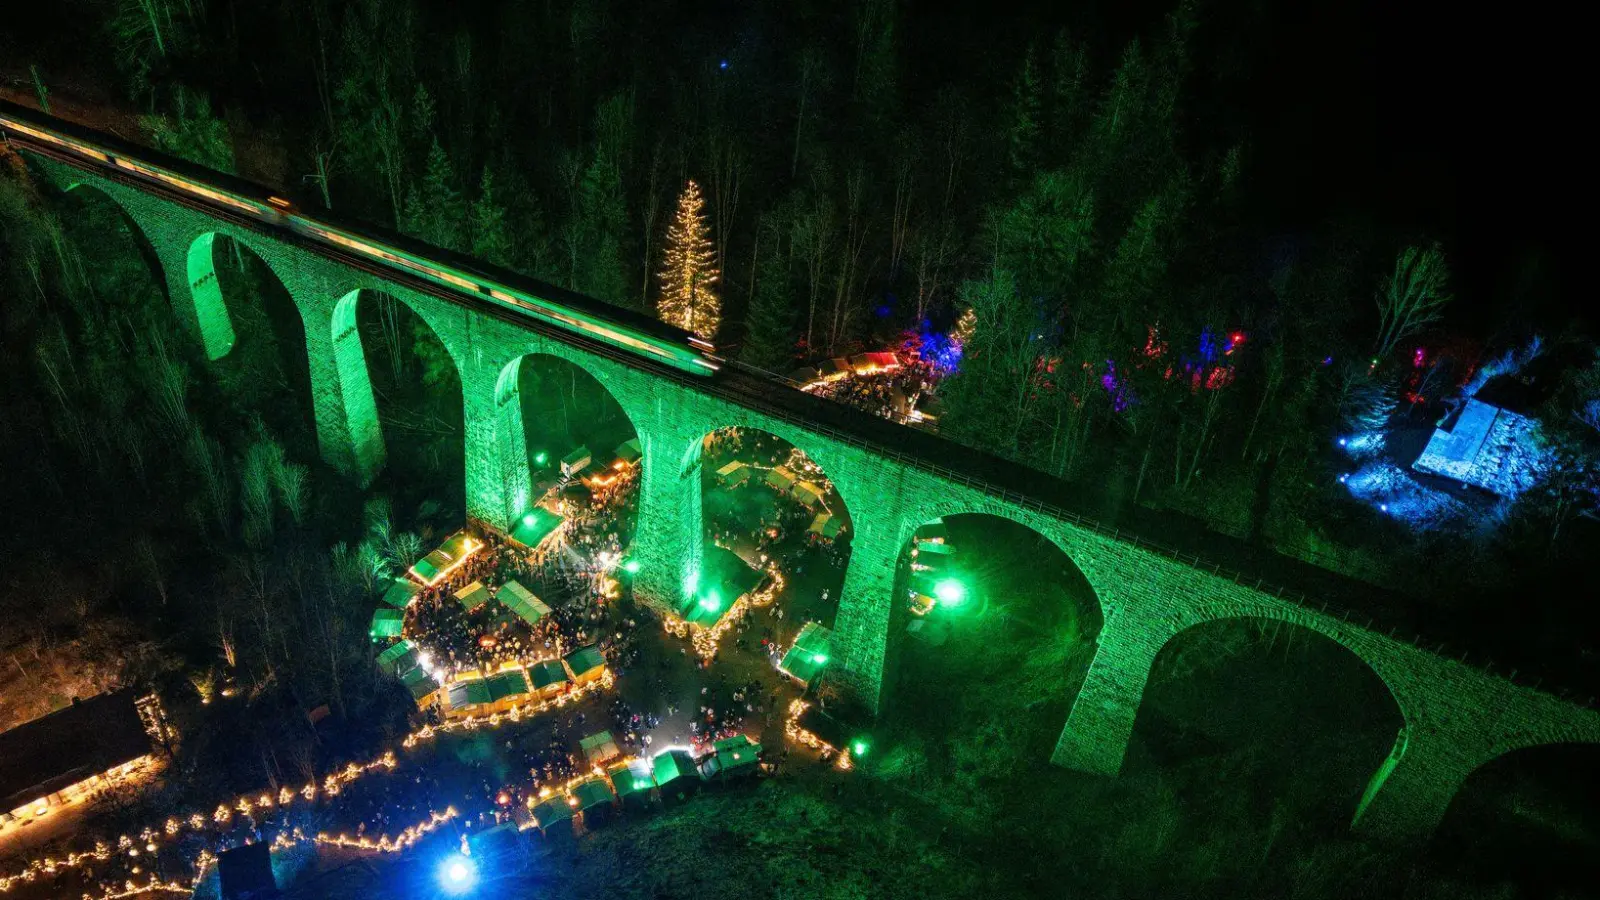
438,854 -> 477,894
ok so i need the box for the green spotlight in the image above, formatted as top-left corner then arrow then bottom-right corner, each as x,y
851,738 -> 870,757
534,451 -> 548,466
934,578 -> 966,606
622,559 -> 641,574
523,513 -> 537,527
698,591 -> 722,612
812,653 -> 829,664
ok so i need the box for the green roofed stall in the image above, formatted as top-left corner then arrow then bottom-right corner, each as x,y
486,670 -> 530,702
698,734 -> 762,780
579,730 -> 621,764
446,679 -> 493,710
778,622 -> 833,685
563,645 -> 606,683
399,666 -> 439,704
369,608 -> 404,639
531,797 -> 575,833
615,438 -> 642,465
528,660 -> 569,693
498,580 -> 551,626
652,748 -> 701,800
376,639 -> 419,676
455,580 -> 491,611
379,577 -> 421,609
609,760 -> 655,807
510,508 -> 565,550
410,530 -> 479,585
680,546 -> 764,628
572,778 -> 614,813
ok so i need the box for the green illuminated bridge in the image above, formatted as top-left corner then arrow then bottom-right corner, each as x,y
9,107 -> 1600,844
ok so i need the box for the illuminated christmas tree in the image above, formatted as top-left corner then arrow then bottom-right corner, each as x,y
657,180 -> 720,338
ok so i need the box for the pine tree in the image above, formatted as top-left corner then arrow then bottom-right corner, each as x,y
740,222 -> 795,371
657,180 -> 721,338
403,138 -> 464,251
470,169 -> 512,268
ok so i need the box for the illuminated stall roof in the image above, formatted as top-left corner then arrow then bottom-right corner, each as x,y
455,580 -> 491,611
560,446 -> 592,476
807,512 -> 844,540
486,670 -> 530,702
914,519 -> 949,544
399,666 -> 439,703
409,531 -> 480,585
651,749 -> 701,790
681,547 -> 764,628
379,577 -> 421,610
716,460 -> 752,485
609,760 -> 655,802
528,660 -> 570,691
0,689 -> 152,812
510,508 -> 565,550
446,679 -> 494,710
579,730 -> 621,765
790,480 -> 826,508
778,622 -> 833,685
698,734 -> 761,779
764,466 -> 797,490
531,797 -> 574,829
573,778 -> 614,812
498,580 -> 551,626
615,438 -> 642,465
563,645 -> 607,683
369,608 -> 404,639
376,640 -> 419,676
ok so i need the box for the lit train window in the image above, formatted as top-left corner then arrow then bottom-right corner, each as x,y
268,196 -> 293,210
111,158 -> 261,215
1,119 -> 110,162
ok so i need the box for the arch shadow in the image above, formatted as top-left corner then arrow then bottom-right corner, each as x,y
332,288 -> 464,514
1125,617 -> 1406,845
56,182 -> 167,310
1427,742 -> 1600,892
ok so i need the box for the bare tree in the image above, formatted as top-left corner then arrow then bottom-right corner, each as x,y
1374,243 -> 1452,361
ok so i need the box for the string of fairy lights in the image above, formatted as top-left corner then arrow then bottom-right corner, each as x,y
662,563 -> 786,659
0,669 -> 616,897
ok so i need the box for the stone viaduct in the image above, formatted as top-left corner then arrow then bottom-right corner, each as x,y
24,149 -> 1600,845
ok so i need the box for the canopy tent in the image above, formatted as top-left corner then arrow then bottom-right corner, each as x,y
399,666 -> 440,705
486,670 -> 530,703
376,640 -> 419,677
615,438 -> 642,465
410,531 -> 479,586
764,466 -> 797,491
530,798 -> 574,834
560,446 -> 592,476
807,512 -> 844,541
778,622 -> 833,685
715,460 -> 750,485
510,508 -> 565,550
498,580 -> 551,626
790,480 -> 826,509
579,730 -> 621,765
609,760 -> 656,808
861,351 -> 900,372
580,459 -> 622,490
572,777 -> 614,813
914,519 -> 949,544
378,577 -> 420,610
652,749 -> 702,800
681,547 -> 763,628
698,734 -> 761,780
454,580 -> 492,611
528,660 -> 569,694
563,645 -> 607,685
368,608 -> 404,640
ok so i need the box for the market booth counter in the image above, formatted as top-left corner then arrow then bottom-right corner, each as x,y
698,735 -> 762,783
563,645 -> 608,686
528,660 -> 570,699
609,760 -> 657,811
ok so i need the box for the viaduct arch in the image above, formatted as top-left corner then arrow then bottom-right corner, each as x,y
26,150 -> 1600,846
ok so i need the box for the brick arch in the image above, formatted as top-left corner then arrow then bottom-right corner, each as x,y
182,231 -> 300,363
329,287 -> 466,485
56,180 -> 167,303
685,422 -> 862,532
491,350 -> 644,524
895,507 -> 1108,629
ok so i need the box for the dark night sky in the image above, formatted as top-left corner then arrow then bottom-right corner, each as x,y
2,0 -> 1577,328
